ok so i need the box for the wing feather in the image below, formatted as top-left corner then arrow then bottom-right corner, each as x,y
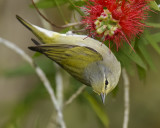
29,44 -> 103,85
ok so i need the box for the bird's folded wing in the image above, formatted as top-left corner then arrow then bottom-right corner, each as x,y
29,44 -> 103,85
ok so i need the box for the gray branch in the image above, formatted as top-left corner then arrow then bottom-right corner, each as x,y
64,85 -> 86,107
0,37 -> 66,128
55,64 -> 63,109
122,68 -> 130,128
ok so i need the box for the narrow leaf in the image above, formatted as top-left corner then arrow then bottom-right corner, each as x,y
121,44 -> 147,70
84,92 -> 109,127
137,65 -> 146,80
150,42 -> 160,55
114,51 -> 135,75
150,32 -> 160,42
30,0 -> 67,9
116,41 -> 147,70
137,38 -> 156,71
33,52 -> 42,58
145,34 -> 160,55
66,0 -> 84,16
125,52 -> 147,70
146,22 -> 160,28
69,1 -> 86,9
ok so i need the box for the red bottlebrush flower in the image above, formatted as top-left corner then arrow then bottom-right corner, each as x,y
82,0 -> 150,50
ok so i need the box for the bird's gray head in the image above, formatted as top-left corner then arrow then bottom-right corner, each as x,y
84,60 -> 121,103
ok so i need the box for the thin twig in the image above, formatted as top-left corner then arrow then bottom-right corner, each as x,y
31,0 -> 62,28
31,0 -> 81,28
122,68 -> 130,128
64,85 -> 86,107
55,64 -> 63,109
62,22 -> 82,28
0,38 -> 66,128
72,29 -> 86,33
47,110 -> 60,128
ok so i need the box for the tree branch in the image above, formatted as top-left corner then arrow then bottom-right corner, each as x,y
64,85 -> 86,107
61,22 -> 82,28
0,37 -> 66,128
55,64 -> 63,109
122,68 -> 130,128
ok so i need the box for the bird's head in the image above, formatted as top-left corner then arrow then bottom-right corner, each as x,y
84,60 -> 121,103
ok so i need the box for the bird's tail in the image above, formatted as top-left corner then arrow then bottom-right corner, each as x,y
16,15 -> 57,44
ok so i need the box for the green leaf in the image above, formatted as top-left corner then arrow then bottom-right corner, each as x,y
146,22 -> 160,28
150,32 -> 160,42
120,43 -> 147,70
66,0 -> 84,16
114,51 -> 135,75
149,1 -> 160,11
150,42 -> 160,55
139,35 -> 149,45
74,1 -> 86,7
60,27 -> 70,33
111,85 -> 119,97
30,0 -> 67,9
124,52 -> 147,70
137,39 -> 156,71
68,1 -> 86,9
84,92 -> 109,128
33,52 -> 42,58
54,0 -> 67,23
137,65 -> 146,80
145,33 -> 160,55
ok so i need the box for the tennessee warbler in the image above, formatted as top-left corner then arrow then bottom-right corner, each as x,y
16,15 -> 121,103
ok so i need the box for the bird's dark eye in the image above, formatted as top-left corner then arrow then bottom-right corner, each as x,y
105,80 -> 108,89
105,80 -> 108,85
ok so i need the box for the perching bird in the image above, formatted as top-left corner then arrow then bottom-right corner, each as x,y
16,15 -> 121,103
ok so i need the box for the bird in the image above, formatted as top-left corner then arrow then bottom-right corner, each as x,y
16,15 -> 121,104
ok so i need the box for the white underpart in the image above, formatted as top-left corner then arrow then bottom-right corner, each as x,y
33,24 -> 88,40
76,43 -> 87,47
33,24 -> 55,37
66,34 -> 87,38
66,31 -> 73,35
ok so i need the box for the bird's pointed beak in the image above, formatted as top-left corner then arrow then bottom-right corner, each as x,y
100,93 -> 106,104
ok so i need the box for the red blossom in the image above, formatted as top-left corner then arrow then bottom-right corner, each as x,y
82,0 -> 151,50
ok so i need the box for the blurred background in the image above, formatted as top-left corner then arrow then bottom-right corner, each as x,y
0,0 -> 160,128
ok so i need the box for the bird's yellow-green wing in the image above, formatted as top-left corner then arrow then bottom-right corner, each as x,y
29,44 -> 103,85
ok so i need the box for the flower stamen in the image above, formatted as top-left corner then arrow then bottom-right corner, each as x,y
94,9 -> 119,36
